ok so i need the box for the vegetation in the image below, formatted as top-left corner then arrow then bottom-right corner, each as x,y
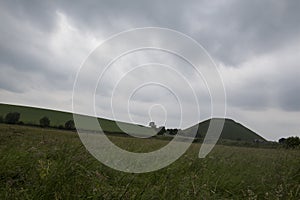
184,118 -> 267,142
39,116 -> 50,128
0,103 -> 154,136
279,136 -> 300,149
4,112 -> 20,124
64,120 -> 75,130
167,128 -> 179,135
0,124 -> 299,199
0,103 -> 272,142
157,126 -> 166,135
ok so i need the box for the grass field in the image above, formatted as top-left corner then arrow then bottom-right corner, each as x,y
0,124 -> 299,199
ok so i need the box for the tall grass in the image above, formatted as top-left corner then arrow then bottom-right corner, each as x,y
0,124 -> 299,199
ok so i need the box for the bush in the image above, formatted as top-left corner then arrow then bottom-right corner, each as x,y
5,112 -> 20,124
40,116 -> 50,128
286,136 -> 300,148
279,136 -> 300,149
65,120 -> 75,130
279,138 -> 286,144
167,128 -> 178,135
157,127 -> 166,135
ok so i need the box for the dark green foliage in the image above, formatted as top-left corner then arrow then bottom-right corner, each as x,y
286,136 -> 300,148
280,136 -> 300,149
65,120 -> 75,130
167,128 -> 178,135
0,116 -> 3,123
4,112 -> 20,124
157,127 -> 166,135
279,138 -> 286,144
39,116 -> 50,128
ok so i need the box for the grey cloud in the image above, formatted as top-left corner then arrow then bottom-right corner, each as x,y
278,86 -> 300,111
1,0 -> 57,33
0,0 -> 300,139
55,0 -> 300,67
180,0 -> 300,66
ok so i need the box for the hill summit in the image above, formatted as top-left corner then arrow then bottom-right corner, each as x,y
184,118 -> 266,142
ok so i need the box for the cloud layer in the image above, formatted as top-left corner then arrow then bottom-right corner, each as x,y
0,0 -> 300,140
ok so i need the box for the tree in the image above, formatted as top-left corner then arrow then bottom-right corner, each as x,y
39,116 -> 50,127
157,126 -> 166,135
65,120 -> 75,130
0,116 -> 3,123
279,138 -> 286,144
167,128 -> 178,135
286,136 -> 300,148
279,136 -> 300,148
4,112 -> 20,124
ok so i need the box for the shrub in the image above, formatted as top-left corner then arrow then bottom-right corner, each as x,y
65,120 -> 75,130
5,112 -> 20,124
157,127 -> 166,135
279,136 -> 300,149
286,136 -> 300,149
167,128 -> 178,135
40,116 -> 50,128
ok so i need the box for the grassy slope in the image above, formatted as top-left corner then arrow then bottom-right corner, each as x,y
0,103 -> 72,126
184,118 -> 266,142
0,103 -> 267,142
0,103 -> 154,136
0,124 -> 299,199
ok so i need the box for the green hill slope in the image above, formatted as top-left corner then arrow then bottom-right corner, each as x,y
184,118 -> 266,142
0,103 -> 154,136
0,103 -> 266,142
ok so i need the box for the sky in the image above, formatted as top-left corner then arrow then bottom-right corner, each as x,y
0,0 -> 300,141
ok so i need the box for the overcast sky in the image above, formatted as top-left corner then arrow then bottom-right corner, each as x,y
0,0 -> 300,140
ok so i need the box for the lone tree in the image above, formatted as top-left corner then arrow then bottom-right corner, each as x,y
65,120 -> 75,130
157,126 -> 166,135
39,116 -> 50,127
5,112 -> 20,124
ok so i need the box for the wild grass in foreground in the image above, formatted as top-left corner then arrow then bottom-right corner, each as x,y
0,124 -> 299,199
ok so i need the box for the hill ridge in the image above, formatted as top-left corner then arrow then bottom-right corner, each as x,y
0,103 -> 266,141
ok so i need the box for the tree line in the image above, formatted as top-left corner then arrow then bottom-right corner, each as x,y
0,112 -> 75,130
279,136 -> 300,149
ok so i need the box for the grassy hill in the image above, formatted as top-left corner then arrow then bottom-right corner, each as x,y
184,118 -> 266,142
0,103 -> 266,142
0,103 -> 154,136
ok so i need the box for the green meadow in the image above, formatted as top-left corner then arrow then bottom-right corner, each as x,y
0,124 -> 299,199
